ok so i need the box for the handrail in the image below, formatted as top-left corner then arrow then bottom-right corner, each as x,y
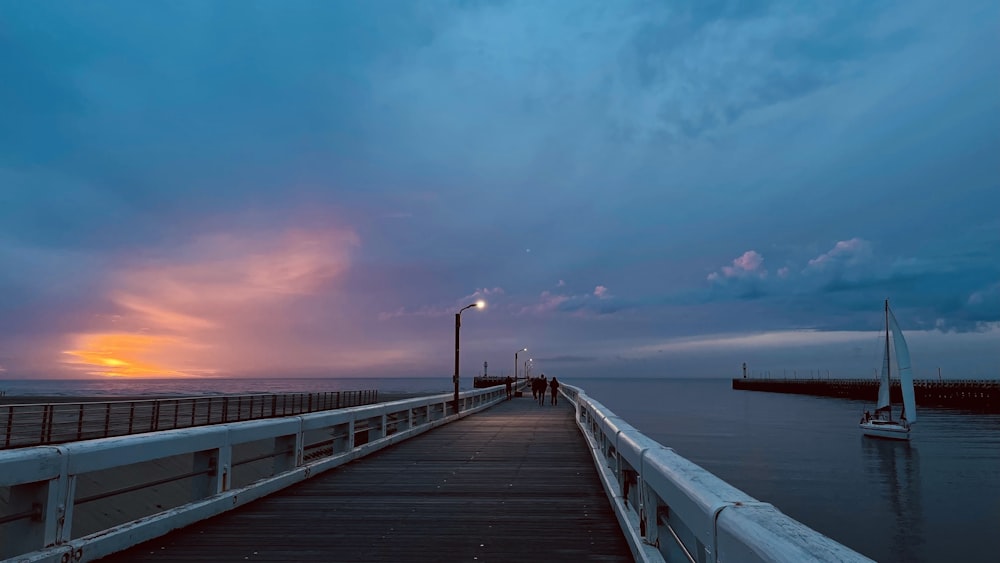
0,386 -> 506,562
560,383 -> 874,563
0,390 -> 379,450
1,382 -> 876,562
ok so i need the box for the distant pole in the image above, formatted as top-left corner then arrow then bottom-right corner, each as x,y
515,348 -> 526,383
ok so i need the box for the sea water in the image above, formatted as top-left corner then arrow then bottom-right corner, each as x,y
2,376 -> 997,562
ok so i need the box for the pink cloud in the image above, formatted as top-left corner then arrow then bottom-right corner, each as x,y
594,285 -> 609,298
807,238 -> 872,269
380,287 -> 506,320
708,250 -> 767,281
520,291 -> 570,315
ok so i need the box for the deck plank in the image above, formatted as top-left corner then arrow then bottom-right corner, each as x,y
100,396 -> 633,562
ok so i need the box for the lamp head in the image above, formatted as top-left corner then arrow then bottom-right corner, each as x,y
475,300 -> 486,309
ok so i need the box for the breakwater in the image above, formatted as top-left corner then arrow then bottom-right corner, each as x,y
732,378 -> 1000,411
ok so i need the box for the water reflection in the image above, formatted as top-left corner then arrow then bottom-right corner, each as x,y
862,438 -> 924,562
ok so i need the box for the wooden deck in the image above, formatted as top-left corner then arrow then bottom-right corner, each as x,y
99,395 -> 633,562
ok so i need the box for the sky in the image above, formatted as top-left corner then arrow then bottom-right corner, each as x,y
1,0 -> 998,382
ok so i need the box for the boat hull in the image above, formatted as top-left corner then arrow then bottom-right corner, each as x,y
860,421 -> 910,440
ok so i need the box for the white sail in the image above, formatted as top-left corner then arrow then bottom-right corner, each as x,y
888,308 -> 916,424
876,339 -> 891,412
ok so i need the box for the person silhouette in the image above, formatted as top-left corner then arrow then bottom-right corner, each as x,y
549,376 -> 560,406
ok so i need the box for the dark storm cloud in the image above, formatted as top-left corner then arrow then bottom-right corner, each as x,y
0,0 -> 997,378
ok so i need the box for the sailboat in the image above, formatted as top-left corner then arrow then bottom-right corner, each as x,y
859,299 -> 916,440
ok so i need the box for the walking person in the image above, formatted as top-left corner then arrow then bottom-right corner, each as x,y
505,376 -> 513,400
549,376 -> 560,406
537,375 -> 547,405
531,377 -> 538,401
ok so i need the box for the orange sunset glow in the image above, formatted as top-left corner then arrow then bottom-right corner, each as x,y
61,227 -> 360,377
63,333 -> 201,377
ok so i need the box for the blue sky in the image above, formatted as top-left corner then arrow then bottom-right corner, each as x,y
1,0 -> 998,381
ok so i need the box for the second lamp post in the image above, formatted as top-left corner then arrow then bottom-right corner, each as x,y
515,347 -> 527,384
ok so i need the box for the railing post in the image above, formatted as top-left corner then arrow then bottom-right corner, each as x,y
76,404 -> 85,441
46,405 -> 55,443
39,405 -> 49,444
104,403 -> 111,438
1,481 -> 46,558
151,401 -> 160,431
5,406 -> 13,447
274,434 -> 299,474
0,464 -> 71,559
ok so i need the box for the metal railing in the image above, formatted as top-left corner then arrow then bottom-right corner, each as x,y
0,391 -> 378,450
1,382 -> 877,563
0,386 -> 505,562
560,383 -> 874,563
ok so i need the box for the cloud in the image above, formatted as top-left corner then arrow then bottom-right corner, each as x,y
806,237 -> 873,270
62,227 -> 359,377
378,287 -> 506,320
534,355 -> 598,364
708,250 -> 767,281
519,284 -> 624,316
463,287 -> 505,301
628,329 -> 876,355
520,291 -> 570,315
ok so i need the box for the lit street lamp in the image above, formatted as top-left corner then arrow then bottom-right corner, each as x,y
514,347 -> 527,384
454,300 -> 485,413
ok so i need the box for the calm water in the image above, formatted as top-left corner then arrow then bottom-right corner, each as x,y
3,377 -> 997,561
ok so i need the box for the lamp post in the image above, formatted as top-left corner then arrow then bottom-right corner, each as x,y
454,300 -> 485,413
514,347 -> 527,384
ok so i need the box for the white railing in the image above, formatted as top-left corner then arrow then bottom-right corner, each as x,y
561,384 -> 874,563
0,387 -> 506,563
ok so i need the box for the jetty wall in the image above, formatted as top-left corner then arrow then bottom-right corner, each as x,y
732,378 -> 1000,410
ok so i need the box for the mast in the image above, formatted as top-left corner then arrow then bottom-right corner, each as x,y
885,298 -> 891,421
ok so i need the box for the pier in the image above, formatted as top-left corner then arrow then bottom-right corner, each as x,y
2,384 -> 872,562
732,378 -> 1000,410
100,395 -> 632,562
